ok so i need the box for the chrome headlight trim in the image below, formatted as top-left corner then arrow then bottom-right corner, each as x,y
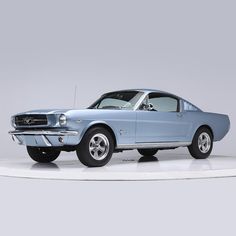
59,114 -> 67,126
11,116 -> 16,128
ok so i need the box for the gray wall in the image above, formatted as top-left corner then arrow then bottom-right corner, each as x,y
0,0 -> 235,157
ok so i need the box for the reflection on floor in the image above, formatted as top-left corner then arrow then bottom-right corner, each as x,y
0,151 -> 235,180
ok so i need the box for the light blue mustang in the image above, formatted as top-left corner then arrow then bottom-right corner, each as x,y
9,89 -> 230,167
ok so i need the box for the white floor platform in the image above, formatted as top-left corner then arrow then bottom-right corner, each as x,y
1,152 -> 236,181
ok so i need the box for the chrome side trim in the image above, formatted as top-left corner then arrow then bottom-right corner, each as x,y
117,142 -> 191,149
9,130 -> 79,136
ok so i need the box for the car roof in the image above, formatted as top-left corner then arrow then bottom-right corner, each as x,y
99,89 -> 202,111
105,88 -> 179,98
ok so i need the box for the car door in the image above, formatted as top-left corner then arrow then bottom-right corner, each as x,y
136,93 -> 191,143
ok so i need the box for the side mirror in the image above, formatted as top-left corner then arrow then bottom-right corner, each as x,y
147,103 -> 154,111
139,103 -> 155,111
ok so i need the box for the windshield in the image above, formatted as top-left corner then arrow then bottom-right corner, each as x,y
89,91 -> 143,110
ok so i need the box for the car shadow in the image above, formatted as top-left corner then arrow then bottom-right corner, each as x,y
27,153 -> 218,170
138,156 -> 159,162
30,162 -> 60,170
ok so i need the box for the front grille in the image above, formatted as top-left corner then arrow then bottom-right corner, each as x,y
15,115 -> 48,126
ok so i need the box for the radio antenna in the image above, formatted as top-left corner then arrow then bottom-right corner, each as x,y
73,85 -> 78,109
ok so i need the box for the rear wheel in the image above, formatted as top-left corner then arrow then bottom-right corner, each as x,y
188,127 -> 213,159
76,127 -> 114,167
27,146 -> 61,163
138,149 -> 158,157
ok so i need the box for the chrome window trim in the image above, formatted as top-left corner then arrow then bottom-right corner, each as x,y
89,90 -> 145,111
133,92 -> 149,110
134,92 -> 183,112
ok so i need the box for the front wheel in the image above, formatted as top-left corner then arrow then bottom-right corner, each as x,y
76,127 -> 114,167
27,146 -> 61,163
188,127 -> 213,159
138,149 -> 158,157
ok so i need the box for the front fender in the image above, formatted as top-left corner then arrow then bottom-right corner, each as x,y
79,120 -> 118,145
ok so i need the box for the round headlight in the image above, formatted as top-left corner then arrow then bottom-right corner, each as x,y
11,116 -> 16,128
59,114 -> 67,126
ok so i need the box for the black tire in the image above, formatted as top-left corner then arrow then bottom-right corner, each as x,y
137,149 -> 158,157
76,127 -> 114,167
188,127 -> 213,159
27,146 -> 60,163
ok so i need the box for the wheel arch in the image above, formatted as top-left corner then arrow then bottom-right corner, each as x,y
193,124 -> 214,141
82,121 -> 117,148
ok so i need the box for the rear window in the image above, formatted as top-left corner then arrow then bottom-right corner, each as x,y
183,101 -> 198,111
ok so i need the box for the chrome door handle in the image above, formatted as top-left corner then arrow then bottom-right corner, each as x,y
177,113 -> 183,118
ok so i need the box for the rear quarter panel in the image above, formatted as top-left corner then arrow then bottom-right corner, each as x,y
185,111 -> 230,142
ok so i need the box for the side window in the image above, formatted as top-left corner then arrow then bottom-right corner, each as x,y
141,93 -> 179,112
183,101 -> 198,111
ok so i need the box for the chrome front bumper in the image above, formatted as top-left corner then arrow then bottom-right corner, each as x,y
9,130 -> 80,147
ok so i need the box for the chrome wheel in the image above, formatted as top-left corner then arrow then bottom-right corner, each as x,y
89,133 -> 110,160
198,132 -> 211,153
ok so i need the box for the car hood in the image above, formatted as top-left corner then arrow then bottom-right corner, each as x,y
14,108 -> 133,118
15,109 -> 72,116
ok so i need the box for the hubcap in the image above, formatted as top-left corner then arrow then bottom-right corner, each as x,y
198,132 -> 211,153
89,133 -> 110,160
